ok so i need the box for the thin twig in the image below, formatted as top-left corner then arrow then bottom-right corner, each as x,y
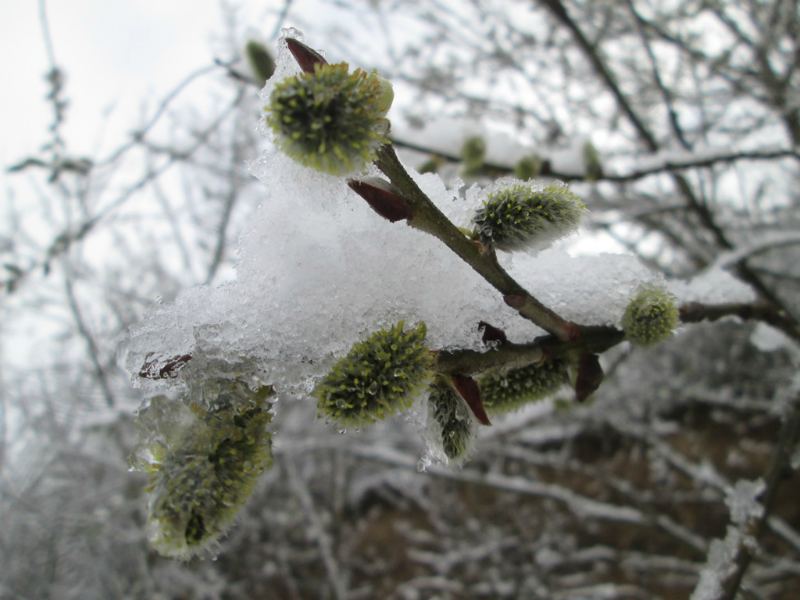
284,459 -> 348,600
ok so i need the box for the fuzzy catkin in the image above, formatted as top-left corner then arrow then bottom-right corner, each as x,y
472,183 -> 585,252
480,359 -> 568,414
266,62 -> 392,175
622,287 -> 679,346
428,379 -> 475,461
314,322 -> 432,426
142,386 -> 273,558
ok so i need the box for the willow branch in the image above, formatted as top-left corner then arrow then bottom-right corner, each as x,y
392,137 -> 799,183
374,144 -> 577,340
680,301 -> 800,342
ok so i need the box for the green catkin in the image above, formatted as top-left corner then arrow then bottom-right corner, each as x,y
461,136 -> 487,175
480,359 -> 568,414
622,286 -> 679,346
266,62 -> 392,175
472,183 -> 585,251
513,154 -> 542,180
428,379 -> 474,461
314,322 -> 432,427
143,385 -> 274,559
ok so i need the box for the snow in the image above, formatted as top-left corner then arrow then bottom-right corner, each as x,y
690,479 -> 765,599
121,31 -> 700,422
725,479 -> 764,527
713,231 -> 800,270
669,267 -> 756,305
750,323 -> 793,353
690,527 -> 744,600
506,248 -> 662,327
393,116 -> 595,177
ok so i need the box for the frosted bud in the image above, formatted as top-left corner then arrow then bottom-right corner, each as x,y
265,62 -> 393,175
428,378 -> 476,462
134,385 -> 273,559
314,321 -> 432,427
472,182 -> 586,252
461,136 -> 487,175
479,359 -> 568,414
622,286 -> 679,346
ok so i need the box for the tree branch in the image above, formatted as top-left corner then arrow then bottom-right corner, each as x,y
374,144 -> 578,340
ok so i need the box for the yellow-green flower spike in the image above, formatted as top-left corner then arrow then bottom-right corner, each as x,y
461,136 -> 486,175
314,322 -> 432,427
472,183 -> 586,252
266,62 -> 393,175
428,379 -> 475,462
480,359 -> 568,414
622,286 -> 679,346
140,386 -> 273,559
514,154 -> 542,180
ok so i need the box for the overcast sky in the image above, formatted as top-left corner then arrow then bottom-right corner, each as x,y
0,1 -> 265,167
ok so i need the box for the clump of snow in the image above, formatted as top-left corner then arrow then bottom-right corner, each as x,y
393,116 -> 596,177
691,479 -> 766,599
669,267 -> 756,305
725,479 -> 764,526
507,248 -> 662,327
690,527 -> 743,600
750,323 -> 793,353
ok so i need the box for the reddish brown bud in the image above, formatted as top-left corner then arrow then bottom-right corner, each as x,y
348,178 -> 413,222
574,353 -> 603,403
451,374 -> 491,426
503,293 -> 526,309
286,38 -> 327,73
564,322 -> 582,341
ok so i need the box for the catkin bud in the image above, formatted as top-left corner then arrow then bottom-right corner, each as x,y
266,62 -> 393,175
472,182 -> 585,252
315,322 -> 432,427
428,378 -> 476,462
461,136 -> 487,175
480,359 -> 568,414
622,286 -> 679,346
137,386 -> 273,559
513,154 -> 542,180
244,40 -> 275,83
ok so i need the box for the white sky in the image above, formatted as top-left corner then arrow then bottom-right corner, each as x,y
0,1 -> 252,166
